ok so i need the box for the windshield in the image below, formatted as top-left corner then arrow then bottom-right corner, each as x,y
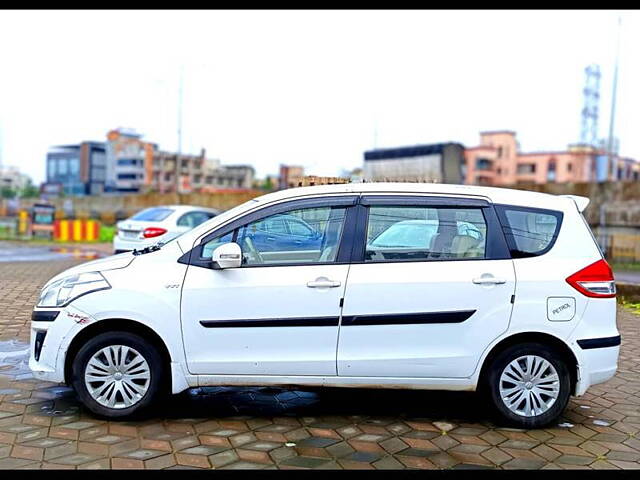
131,207 -> 174,222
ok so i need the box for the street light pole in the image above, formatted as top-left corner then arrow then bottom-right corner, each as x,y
606,16 -> 621,181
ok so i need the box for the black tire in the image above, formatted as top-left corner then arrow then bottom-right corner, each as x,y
71,331 -> 165,418
484,342 -> 571,429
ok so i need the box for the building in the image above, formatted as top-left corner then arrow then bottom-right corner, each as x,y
47,128 -> 255,196
45,142 -> 107,195
463,131 -> 640,186
152,150 -> 254,193
363,143 -> 465,184
279,165 -> 305,190
105,128 -> 156,193
0,165 -> 31,193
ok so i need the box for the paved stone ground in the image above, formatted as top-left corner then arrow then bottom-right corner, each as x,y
0,259 -> 639,469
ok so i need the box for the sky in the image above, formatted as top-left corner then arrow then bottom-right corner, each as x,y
0,9 -> 638,184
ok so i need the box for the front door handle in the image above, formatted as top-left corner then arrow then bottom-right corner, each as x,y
472,275 -> 506,285
307,277 -> 341,288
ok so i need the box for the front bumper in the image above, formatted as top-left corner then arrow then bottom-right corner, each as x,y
29,304 -> 97,384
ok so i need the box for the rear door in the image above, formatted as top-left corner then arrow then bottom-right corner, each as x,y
337,195 -> 516,378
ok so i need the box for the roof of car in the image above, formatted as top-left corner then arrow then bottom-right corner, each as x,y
253,182 -> 577,211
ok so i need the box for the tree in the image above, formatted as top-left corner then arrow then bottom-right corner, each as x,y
262,176 -> 274,191
19,180 -> 40,198
1,186 -> 16,199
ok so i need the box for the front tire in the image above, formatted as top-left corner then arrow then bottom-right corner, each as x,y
485,342 -> 571,429
71,331 -> 164,418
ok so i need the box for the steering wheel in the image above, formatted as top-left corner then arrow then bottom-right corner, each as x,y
242,236 -> 264,264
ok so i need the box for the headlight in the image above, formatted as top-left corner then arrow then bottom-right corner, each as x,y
37,272 -> 111,308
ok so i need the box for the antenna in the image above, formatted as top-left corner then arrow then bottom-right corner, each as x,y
606,16 -> 622,181
580,64 -> 600,147
178,65 -> 184,154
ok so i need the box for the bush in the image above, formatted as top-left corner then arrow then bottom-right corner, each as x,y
99,225 -> 116,243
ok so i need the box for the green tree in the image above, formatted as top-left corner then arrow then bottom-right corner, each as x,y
19,180 -> 40,198
262,176 -> 274,191
1,186 -> 16,199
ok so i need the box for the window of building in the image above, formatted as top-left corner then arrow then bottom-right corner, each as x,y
475,158 -> 492,171
567,162 -> 573,172
517,164 -> 536,174
547,158 -> 556,182
364,206 -> 486,262
497,146 -> 503,158
117,173 -> 137,180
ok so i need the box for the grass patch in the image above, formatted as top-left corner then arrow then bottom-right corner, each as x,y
620,298 -> 640,315
611,262 -> 640,272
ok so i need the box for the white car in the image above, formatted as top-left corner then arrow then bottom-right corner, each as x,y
113,205 -> 220,254
30,183 -> 619,428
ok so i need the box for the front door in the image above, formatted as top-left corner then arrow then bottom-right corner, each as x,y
180,198 -> 356,376
337,196 -> 516,378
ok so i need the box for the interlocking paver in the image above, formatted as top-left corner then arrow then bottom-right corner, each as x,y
0,257 -> 639,469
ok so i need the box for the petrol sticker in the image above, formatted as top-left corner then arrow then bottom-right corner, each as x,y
547,297 -> 576,322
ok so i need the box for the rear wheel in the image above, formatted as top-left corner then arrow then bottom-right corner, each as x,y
485,342 -> 571,429
71,331 -> 165,418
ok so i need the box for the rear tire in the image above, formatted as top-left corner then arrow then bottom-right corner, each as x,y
484,342 -> 571,429
71,331 -> 165,418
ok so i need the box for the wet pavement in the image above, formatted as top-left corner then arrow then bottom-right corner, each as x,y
616,271 -> 640,286
0,241 -> 109,263
0,258 -> 639,469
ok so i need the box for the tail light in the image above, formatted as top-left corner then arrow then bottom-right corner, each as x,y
566,259 -> 616,298
142,227 -> 168,239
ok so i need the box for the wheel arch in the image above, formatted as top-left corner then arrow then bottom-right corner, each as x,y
63,318 -> 173,389
477,331 -> 578,394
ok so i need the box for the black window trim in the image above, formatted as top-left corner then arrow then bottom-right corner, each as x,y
494,204 -> 564,259
349,195 -> 510,264
178,195 -> 359,269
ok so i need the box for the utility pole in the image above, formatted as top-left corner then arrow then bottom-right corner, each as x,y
177,65 -> 184,155
176,65 -> 184,193
606,16 -> 622,181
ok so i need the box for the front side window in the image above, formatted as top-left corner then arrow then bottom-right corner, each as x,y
365,205 -> 487,262
237,206 -> 346,265
495,205 -> 562,258
200,206 -> 347,266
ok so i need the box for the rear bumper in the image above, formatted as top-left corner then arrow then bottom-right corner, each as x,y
573,336 -> 620,395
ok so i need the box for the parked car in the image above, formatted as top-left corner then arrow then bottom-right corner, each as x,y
30,183 -> 619,428
113,205 -> 219,254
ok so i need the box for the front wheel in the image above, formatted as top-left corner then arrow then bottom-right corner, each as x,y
71,331 -> 165,418
485,342 -> 571,429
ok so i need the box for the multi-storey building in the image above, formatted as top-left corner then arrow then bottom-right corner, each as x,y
151,150 -> 254,193
48,128 -> 254,196
363,143 -> 465,184
105,128 -> 156,193
0,165 -> 31,193
464,131 -> 640,186
45,142 -> 107,195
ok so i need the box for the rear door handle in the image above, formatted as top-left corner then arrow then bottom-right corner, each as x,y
472,276 -> 506,285
307,277 -> 341,288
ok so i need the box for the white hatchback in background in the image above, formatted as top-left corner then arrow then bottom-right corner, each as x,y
113,205 -> 220,253
30,183 -> 619,428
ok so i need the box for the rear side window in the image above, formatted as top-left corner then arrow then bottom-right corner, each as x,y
131,207 -> 174,222
365,205 -> 487,262
495,205 -> 563,258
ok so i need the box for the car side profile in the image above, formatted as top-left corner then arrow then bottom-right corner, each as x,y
30,183 -> 619,428
113,205 -> 219,254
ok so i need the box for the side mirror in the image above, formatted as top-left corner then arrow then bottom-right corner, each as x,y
211,242 -> 242,269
